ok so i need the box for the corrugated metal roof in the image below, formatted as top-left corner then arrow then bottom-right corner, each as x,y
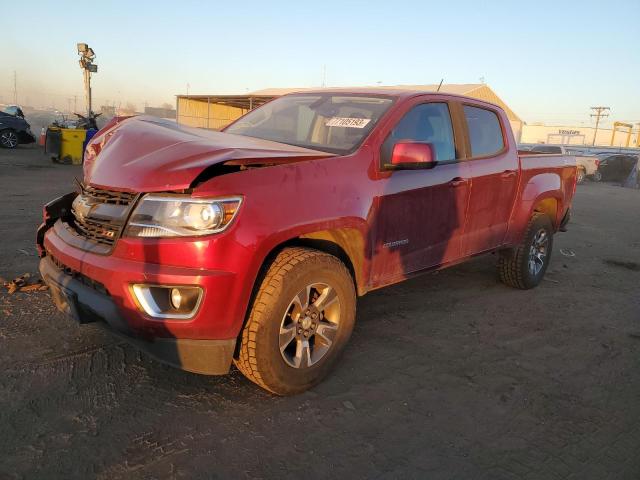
176,84 -> 521,123
249,84 -> 484,96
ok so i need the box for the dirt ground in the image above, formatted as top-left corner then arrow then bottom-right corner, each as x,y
1,145 -> 639,480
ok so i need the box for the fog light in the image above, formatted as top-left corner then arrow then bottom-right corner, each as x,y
131,284 -> 203,319
170,288 -> 182,309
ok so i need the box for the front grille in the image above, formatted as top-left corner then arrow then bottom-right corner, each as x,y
83,185 -> 137,206
73,217 -> 119,245
70,186 -> 137,247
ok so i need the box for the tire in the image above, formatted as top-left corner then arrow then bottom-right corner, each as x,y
498,213 -> 554,290
576,168 -> 586,184
591,170 -> 602,182
0,129 -> 19,149
235,247 -> 356,395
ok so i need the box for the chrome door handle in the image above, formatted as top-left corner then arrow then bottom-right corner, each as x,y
500,170 -> 517,179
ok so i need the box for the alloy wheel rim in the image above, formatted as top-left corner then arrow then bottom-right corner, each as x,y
528,228 -> 549,276
279,282 -> 341,369
1,131 -> 18,148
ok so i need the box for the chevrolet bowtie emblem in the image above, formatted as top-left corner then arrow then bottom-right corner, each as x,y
72,194 -> 95,220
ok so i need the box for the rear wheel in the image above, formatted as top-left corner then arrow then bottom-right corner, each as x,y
591,170 -> 602,182
498,213 -> 554,289
576,167 -> 586,184
235,247 -> 356,395
0,129 -> 18,149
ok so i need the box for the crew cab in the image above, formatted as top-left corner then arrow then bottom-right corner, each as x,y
37,89 -> 577,395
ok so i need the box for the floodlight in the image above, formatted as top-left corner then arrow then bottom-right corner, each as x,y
77,43 -> 88,53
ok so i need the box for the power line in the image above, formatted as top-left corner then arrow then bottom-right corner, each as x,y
590,106 -> 610,146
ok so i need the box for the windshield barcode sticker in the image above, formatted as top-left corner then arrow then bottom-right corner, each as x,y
325,117 -> 371,128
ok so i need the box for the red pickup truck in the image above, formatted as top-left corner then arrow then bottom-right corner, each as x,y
37,89 -> 576,395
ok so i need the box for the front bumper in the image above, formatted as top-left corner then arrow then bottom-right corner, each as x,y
40,255 -> 235,375
19,129 -> 36,144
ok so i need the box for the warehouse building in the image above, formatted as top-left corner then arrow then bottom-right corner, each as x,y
520,123 -> 640,148
176,83 -> 523,139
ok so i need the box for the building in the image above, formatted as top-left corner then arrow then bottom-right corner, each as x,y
176,84 -> 523,138
520,123 -> 640,148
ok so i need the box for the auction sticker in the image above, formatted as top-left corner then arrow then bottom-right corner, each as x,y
325,117 -> 371,128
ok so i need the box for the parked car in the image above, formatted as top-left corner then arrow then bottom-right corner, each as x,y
528,144 -> 598,183
37,89 -> 577,395
595,153 -> 639,182
0,106 -> 36,149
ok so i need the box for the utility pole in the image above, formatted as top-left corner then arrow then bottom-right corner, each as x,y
590,106 -> 610,146
13,71 -> 18,104
77,43 -> 98,118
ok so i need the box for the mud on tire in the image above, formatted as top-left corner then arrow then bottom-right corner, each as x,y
498,213 -> 554,290
235,247 -> 356,395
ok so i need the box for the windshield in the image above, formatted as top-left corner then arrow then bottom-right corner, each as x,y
224,94 -> 394,154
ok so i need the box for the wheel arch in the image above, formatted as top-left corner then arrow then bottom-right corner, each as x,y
532,197 -> 559,227
233,227 -> 367,358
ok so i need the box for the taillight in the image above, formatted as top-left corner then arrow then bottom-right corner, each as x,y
595,159 -> 600,167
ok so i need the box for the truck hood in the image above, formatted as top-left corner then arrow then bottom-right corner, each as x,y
83,116 -> 335,192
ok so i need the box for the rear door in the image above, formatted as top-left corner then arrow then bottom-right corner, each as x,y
371,99 -> 471,285
460,104 -> 519,256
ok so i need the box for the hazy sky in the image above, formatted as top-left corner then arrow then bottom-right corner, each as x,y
3,0 -> 639,126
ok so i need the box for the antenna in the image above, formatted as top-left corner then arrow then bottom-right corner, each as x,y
436,79 -> 444,92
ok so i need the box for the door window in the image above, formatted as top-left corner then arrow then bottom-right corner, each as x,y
381,103 -> 456,164
464,106 -> 505,157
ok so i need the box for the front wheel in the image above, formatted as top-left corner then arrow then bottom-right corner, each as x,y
591,170 -> 602,182
235,247 -> 356,395
0,129 -> 19,149
498,213 -> 554,289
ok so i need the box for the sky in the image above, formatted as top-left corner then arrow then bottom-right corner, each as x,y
3,0 -> 639,126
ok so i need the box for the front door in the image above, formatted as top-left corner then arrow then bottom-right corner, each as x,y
371,102 -> 471,285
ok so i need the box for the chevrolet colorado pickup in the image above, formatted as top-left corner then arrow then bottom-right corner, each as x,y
37,89 -> 577,395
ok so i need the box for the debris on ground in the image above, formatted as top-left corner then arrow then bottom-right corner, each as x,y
559,248 -> 576,257
2,273 -> 49,294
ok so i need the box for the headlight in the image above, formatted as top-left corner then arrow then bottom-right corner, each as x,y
125,194 -> 242,238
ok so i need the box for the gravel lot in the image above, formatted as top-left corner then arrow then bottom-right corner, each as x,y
1,145 -> 639,479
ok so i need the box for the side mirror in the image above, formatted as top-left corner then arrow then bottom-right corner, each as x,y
387,141 -> 436,170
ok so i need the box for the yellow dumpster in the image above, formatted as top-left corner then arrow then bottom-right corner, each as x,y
59,128 -> 87,165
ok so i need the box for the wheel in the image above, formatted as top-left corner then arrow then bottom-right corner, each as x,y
0,129 -> 19,149
591,170 -> 602,182
498,213 -> 554,289
235,247 -> 356,395
576,168 -> 586,184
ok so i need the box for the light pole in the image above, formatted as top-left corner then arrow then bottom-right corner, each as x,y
77,43 -> 98,118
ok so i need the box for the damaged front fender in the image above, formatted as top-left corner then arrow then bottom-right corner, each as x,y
36,191 -> 77,257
